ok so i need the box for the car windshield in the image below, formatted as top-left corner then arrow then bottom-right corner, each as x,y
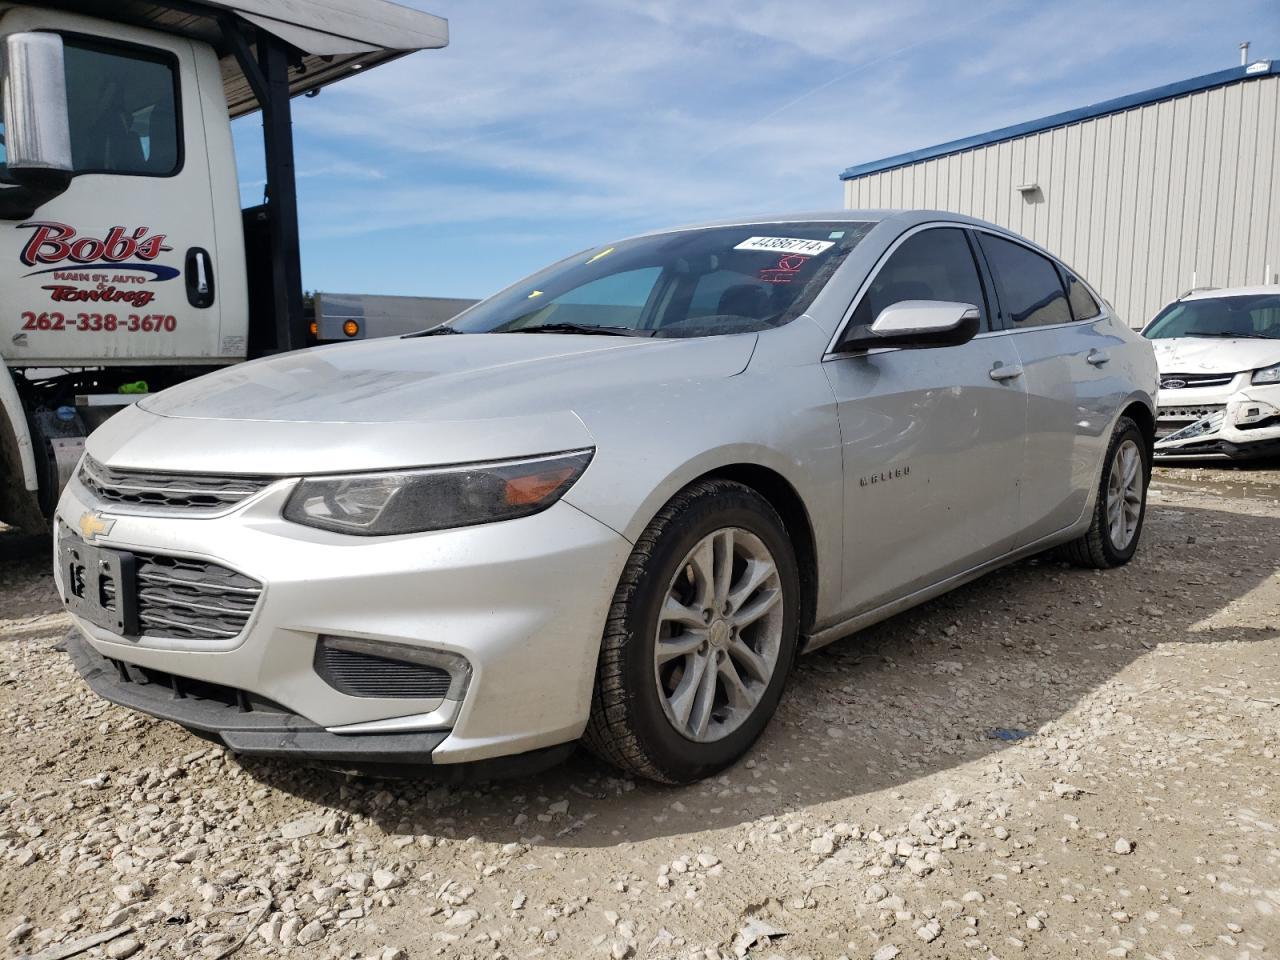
440,221 -> 875,338
1144,294 -> 1280,340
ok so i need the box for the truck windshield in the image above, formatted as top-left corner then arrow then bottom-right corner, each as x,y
1144,294 -> 1280,340
443,221 -> 875,338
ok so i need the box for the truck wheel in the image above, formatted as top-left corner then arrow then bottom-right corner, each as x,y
584,479 -> 800,784
1057,416 -> 1149,569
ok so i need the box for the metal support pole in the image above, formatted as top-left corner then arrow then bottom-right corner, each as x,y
258,34 -> 305,353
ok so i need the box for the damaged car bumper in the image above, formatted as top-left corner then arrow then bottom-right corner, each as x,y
53,472 -> 632,773
1154,388 -> 1280,459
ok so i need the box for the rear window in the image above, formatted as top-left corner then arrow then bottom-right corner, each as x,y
977,233 -> 1073,328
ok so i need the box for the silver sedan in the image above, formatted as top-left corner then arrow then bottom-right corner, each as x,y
55,211 -> 1159,783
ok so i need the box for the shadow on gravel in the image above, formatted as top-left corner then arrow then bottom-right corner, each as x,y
232,501 -> 1280,848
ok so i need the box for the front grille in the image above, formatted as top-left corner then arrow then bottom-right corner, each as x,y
79,455 -> 275,511
133,552 -> 263,641
315,643 -> 453,699
1157,401 -> 1223,424
1160,371 -> 1238,389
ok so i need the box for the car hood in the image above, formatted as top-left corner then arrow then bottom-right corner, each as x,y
1149,336 -> 1280,375
90,333 -> 757,475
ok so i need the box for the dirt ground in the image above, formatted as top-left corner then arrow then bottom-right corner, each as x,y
1,462 -> 1277,960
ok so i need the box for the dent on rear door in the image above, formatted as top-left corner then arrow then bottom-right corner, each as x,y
1008,321 -> 1128,545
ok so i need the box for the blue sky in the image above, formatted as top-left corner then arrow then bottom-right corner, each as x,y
232,0 -> 1280,300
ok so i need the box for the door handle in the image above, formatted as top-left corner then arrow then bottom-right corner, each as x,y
1086,349 -> 1111,367
989,362 -> 1023,381
185,247 -> 215,308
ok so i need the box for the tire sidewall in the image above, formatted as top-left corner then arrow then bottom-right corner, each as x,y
620,487 -> 800,783
1098,421 -> 1149,565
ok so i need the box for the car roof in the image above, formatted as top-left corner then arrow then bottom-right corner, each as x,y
1181,285 -> 1280,301
620,208 -> 1031,244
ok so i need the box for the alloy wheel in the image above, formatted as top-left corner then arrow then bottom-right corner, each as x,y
653,527 -> 784,742
1106,438 -> 1143,550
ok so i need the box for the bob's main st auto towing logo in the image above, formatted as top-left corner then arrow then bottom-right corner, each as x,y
17,220 -> 176,308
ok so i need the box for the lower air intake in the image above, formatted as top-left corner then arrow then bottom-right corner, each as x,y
315,639 -> 455,699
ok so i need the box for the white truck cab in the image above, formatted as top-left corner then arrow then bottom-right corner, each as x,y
0,0 -> 447,529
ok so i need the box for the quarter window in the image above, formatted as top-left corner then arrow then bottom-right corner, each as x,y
977,234 -> 1073,327
1064,271 -> 1101,321
847,227 -> 989,332
63,39 -> 180,176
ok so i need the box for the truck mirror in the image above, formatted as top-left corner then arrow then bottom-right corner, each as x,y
0,31 -> 73,218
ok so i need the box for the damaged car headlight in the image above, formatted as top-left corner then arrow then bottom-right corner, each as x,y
283,449 -> 593,535
1252,362 -> 1280,385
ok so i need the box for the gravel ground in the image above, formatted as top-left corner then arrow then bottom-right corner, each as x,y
2,463 -> 1278,960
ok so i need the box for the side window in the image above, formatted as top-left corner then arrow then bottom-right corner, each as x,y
1064,271 -> 1101,321
977,234 -> 1073,327
63,39 -> 181,176
505,267 -> 662,330
849,228 -> 989,331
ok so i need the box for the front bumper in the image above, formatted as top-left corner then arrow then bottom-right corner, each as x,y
55,475 -> 633,766
1154,385 -> 1280,459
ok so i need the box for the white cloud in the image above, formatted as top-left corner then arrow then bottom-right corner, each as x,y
252,0 -> 1279,249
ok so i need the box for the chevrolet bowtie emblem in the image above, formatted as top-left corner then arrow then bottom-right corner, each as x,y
78,510 -> 115,542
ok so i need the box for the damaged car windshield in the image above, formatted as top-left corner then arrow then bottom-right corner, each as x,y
1144,294 -> 1280,340
438,222 -> 875,338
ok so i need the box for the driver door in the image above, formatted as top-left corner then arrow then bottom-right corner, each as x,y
822,225 -> 1028,616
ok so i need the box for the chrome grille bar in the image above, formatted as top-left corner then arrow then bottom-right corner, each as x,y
78,456 -> 275,511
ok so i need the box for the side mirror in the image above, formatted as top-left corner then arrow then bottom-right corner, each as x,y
0,32 -> 73,219
842,300 -> 980,351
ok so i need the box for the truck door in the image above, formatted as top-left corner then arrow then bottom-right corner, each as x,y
0,10 -> 236,366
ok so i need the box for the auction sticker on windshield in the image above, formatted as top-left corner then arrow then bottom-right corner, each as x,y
734,237 -> 835,256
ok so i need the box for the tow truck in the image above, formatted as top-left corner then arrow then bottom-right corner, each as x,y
0,0 -> 448,531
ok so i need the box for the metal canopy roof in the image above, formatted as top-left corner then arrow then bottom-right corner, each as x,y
38,0 -> 448,117
840,59 -> 1279,181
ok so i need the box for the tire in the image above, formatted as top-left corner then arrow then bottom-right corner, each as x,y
584,479 -> 801,784
1056,416 -> 1150,569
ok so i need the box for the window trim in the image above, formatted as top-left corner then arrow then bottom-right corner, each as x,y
825,221 -> 993,357
54,30 -> 185,179
969,227 -> 1102,332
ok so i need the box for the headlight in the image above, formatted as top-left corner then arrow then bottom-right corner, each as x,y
283,449 -> 593,535
1252,363 -> 1280,385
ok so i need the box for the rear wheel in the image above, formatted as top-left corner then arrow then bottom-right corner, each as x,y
584,479 -> 800,784
1057,416 -> 1149,568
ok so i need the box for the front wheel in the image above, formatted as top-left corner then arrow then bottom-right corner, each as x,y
584,479 -> 800,784
1057,416 -> 1150,568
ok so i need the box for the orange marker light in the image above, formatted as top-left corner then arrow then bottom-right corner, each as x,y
343,320 -> 360,337
309,320 -> 318,337
504,467 -> 575,506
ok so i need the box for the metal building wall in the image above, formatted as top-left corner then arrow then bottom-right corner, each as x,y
842,73 -> 1280,327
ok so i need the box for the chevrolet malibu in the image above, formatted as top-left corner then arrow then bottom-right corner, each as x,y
56,211 -> 1159,784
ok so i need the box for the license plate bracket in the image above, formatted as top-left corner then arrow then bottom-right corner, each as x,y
59,536 -> 138,637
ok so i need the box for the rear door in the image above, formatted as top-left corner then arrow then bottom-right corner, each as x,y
0,10 -> 224,365
822,225 -> 1028,616
973,231 -> 1125,546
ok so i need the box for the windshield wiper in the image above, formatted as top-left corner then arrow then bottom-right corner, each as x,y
1184,332 -> 1274,339
403,325 -> 464,338
507,322 -> 651,337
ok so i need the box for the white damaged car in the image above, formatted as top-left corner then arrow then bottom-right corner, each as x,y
1145,287 -> 1280,460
